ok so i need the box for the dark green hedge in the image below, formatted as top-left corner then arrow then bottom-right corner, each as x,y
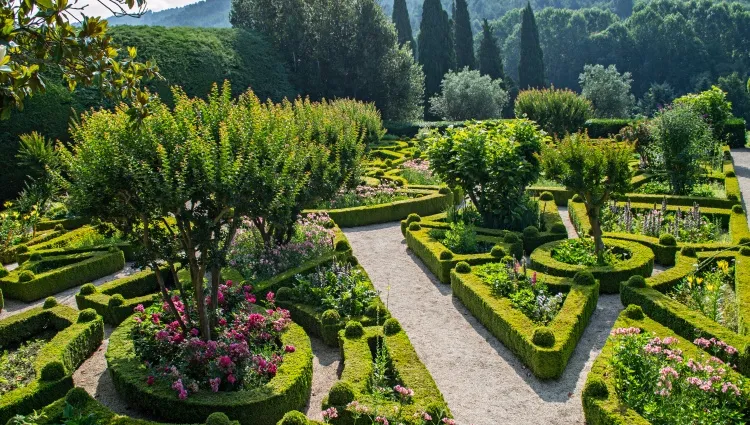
18,242 -> 135,264
724,118 -> 747,148
106,319 -> 313,425
36,217 -> 91,232
451,268 -> 598,379
0,304 -> 104,424
0,250 -> 125,302
0,229 -> 65,264
583,119 -> 634,138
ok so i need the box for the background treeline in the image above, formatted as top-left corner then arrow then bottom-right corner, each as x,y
106,0 -> 231,27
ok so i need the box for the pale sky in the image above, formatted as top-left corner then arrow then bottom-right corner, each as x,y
75,0 -> 199,18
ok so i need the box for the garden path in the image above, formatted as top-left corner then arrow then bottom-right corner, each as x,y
304,338 -> 343,420
344,223 -> 622,425
731,148 -> 750,226
557,205 -> 578,238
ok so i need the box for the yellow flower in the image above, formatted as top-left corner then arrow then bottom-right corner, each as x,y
696,277 -> 704,286
687,276 -> 694,289
717,260 -> 729,274
707,284 -> 715,292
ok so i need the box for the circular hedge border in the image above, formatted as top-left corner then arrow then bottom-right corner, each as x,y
530,238 -> 654,294
106,319 -> 313,425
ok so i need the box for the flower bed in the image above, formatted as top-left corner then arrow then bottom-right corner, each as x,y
322,323 -> 451,424
621,251 -> 750,375
451,263 -> 599,379
0,302 -> 104,424
530,238 -> 654,294
583,308 -> 750,424
0,229 -> 65,264
0,250 -> 125,302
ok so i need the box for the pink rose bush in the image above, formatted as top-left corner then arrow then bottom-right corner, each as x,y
610,328 -> 747,423
131,281 -> 293,399
314,184 -> 414,209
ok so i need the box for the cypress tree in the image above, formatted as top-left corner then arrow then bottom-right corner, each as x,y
418,0 -> 455,99
392,0 -> 415,55
518,2 -> 545,89
478,19 -> 504,81
453,0 -> 475,70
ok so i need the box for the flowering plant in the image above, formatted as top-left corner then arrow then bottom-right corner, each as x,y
131,282 -> 293,399
550,238 -> 626,266
289,260 -> 377,317
669,259 -> 737,331
314,184 -> 414,209
611,328 -> 747,424
400,159 -> 440,185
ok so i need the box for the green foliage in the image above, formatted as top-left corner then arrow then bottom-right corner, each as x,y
418,0 -> 455,100
439,250 -> 454,260
108,294 -> 125,308
478,19 -> 505,81
455,262 -> 471,273
393,0 -> 416,55
503,233 -> 519,244
18,270 -> 34,282
673,86 -> 733,135
321,309 -> 341,326
626,275 -> 646,288
290,261 -> 376,318
658,233 -> 677,246
623,304 -> 644,320
519,3 -> 545,89
427,119 -> 547,229
42,297 -> 58,309
573,271 -> 596,286
490,245 -> 506,258
344,321 -> 365,338
107,0 -> 231,27
453,0 -> 475,70
77,309 -> 98,323
406,213 -> 421,224
439,222 -> 479,254
639,82 -> 676,117
205,413 -> 232,425
523,226 -> 539,238
78,284 -> 96,296
539,191 -> 554,201
532,327 -> 555,347
383,318 -> 402,335
409,222 -> 422,231
550,222 -> 567,234
515,87 -> 593,137
680,246 -> 697,258
278,411 -> 308,425
429,68 -> 509,120
718,73 -> 750,125
579,64 -> 635,118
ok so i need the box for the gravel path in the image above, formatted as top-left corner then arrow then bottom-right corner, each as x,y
304,337 -> 343,419
557,205 -> 578,238
732,148 -> 750,226
345,223 -> 622,425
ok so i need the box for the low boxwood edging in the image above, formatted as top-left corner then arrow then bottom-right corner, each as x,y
106,319 -> 313,425
621,251 -> 750,375
451,267 -> 599,379
323,325 -> 450,424
17,242 -> 136,263
0,250 -> 126,302
0,303 -> 104,424
530,238 -> 654,294
0,229 -> 65,264
36,216 -> 91,231
583,310 -> 750,424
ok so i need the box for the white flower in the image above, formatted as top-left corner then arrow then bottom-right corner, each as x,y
0,45 -> 6,62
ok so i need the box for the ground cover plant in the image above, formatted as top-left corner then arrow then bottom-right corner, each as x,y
0,333 -> 54,395
550,238 -> 629,267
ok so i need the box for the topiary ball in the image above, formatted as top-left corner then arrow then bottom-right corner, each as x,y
344,321 -> 364,338
321,309 -> 341,326
79,283 -> 96,296
658,234 -> 677,246
278,411 -> 308,425
583,377 -> 609,399
365,302 -> 387,319
523,226 -> 540,239
439,250 -> 453,260
43,297 -> 58,309
550,223 -> 567,234
741,246 -> 750,257
573,271 -> 596,286
16,244 -> 28,254
383,318 -> 402,336
413,150 -> 422,158
503,233 -> 519,244
65,387 -> 90,408
78,309 -> 98,323
0,267 -> 8,278
455,262 -> 471,274
490,245 -> 506,258
624,304 -> 644,320
18,270 -> 35,282
532,327 -> 556,347
726,170 -> 736,178
501,255 -> 515,264
733,204 -> 744,214
385,159 -> 393,167
205,413 -> 232,425
275,286 -> 293,302
328,381 -> 355,406
729,193 -> 739,201
406,213 -> 421,225
108,294 -> 125,307
29,253 -> 43,261
740,237 -> 750,246
627,275 -> 646,288
335,240 -> 351,252
438,187 -> 451,195
680,246 -> 697,257
539,191 -> 555,201
40,361 -> 65,381
572,194 -> 583,203
375,170 -> 385,177
408,222 -> 422,231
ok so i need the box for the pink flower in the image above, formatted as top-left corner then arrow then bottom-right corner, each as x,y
209,377 -> 221,392
134,304 -> 145,313
322,407 -> 338,421
219,318 -> 227,326
266,292 -> 275,303
218,356 -> 233,370
285,345 -> 296,353
146,376 -> 155,386
442,419 -> 456,425
191,328 -> 200,336
226,374 -> 236,384
375,417 -> 389,425
394,384 -> 414,398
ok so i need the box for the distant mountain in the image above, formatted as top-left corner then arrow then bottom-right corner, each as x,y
106,0 -> 231,28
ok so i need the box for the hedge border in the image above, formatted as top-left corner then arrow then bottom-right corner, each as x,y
529,238 -> 654,294
17,242 -> 136,264
106,318 -> 313,425
0,303 -> 104,424
0,250 -> 125,302
0,229 -> 65,264
36,217 -> 91,231
582,310 -> 750,424
322,325 -> 451,424
451,266 -> 599,379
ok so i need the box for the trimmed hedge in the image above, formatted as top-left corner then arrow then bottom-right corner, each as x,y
323,325 -> 450,424
0,304 -> 104,424
583,119 -> 633,138
530,238 -> 654,294
724,118 -> 747,148
382,120 -> 464,138
451,269 -> 599,379
36,217 -> 91,232
17,242 -> 136,264
106,319 -> 313,425
0,250 -> 125,302
583,311 -> 750,424
0,230 -> 65,264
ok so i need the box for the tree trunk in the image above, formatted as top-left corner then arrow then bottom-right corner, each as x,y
154,266 -> 188,334
588,205 -> 605,263
209,264 -> 220,339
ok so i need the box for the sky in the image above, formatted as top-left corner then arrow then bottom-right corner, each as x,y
75,0 -> 199,18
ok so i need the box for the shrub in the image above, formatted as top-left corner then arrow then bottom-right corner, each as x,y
18,270 -> 35,282
585,119 -> 633,139
275,286 -> 292,301
532,327 -> 556,347
328,381 -> 355,406
374,170 -> 385,177
539,191 -> 554,201
732,205 -> 744,214
740,246 -> 750,256
429,68 -> 509,120
439,250 -> 453,260
680,246 -> 697,257
726,170 -> 737,177
108,294 -> 125,307
365,301 -> 387,319
514,87 -> 593,137
79,283 -> 96,295
523,226 -> 540,238
627,275 -> 646,288
579,64 -> 635,119
572,194 -> 583,203
321,309 -> 341,326
16,244 -> 28,253
583,377 -> 609,399
490,245 -> 506,258
335,240 -> 351,252
78,309 -> 98,323
54,223 -> 64,231
673,86 -> 732,136
383,318 -> 402,335
550,223 -> 567,234
658,233 -> 676,246
29,253 -> 43,261
455,262 -> 471,274
573,271 -> 596,286
0,267 -> 7,278
406,213 -> 421,224
408,222 -> 422,232
279,411 -> 308,425
344,321 -> 364,338
206,413 -> 232,425
503,233 -> 520,244
438,187 -> 451,195
40,361 -> 65,381
623,304 -> 644,320
43,296 -> 58,309
427,119 -> 546,230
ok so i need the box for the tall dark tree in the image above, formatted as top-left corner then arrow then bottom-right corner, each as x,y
614,0 -> 633,19
418,0 -> 455,99
478,19 -> 504,81
453,0 -> 475,69
518,2 -> 545,89
392,0 -> 416,55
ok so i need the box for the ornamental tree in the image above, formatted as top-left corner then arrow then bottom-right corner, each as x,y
63,82 -> 366,340
541,133 -> 633,260
427,119 -> 547,230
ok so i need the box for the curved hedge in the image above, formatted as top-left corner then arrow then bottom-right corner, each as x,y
451,268 -> 599,379
530,238 -> 654,294
0,229 -> 65,264
106,319 -> 313,425
0,303 -> 104,424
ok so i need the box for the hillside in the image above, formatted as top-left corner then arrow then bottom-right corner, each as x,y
107,0 -> 231,27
